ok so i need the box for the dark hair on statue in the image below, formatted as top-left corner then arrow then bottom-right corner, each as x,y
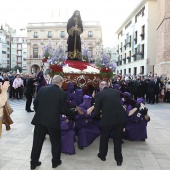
72,10 -> 81,19
70,10 -> 82,26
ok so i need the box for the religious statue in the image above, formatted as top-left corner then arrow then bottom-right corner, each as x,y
67,10 -> 83,60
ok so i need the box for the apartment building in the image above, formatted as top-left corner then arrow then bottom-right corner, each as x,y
115,0 -> 157,76
11,30 -> 27,72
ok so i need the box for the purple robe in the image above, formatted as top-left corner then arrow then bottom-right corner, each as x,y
36,71 -> 47,93
125,105 -> 147,141
75,95 -> 100,147
66,82 -> 75,100
71,89 -> 83,106
60,115 -> 75,154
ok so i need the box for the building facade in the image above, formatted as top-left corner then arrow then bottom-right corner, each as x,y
11,33 -> 27,72
0,28 -> 7,69
155,0 -> 170,78
115,0 -> 157,76
26,21 -> 102,74
0,24 -> 14,70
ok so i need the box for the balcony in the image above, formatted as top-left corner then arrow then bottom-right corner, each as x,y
33,35 -> 38,38
132,53 -> 136,57
48,35 -> 52,38
140,33 -> 144,37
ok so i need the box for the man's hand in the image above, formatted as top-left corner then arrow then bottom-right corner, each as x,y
66,119 -> 69,123
76,106 -> 84,115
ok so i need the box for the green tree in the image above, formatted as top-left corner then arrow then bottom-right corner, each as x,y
13,65 -> 22,73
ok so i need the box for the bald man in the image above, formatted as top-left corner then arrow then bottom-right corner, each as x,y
94,81 -> 127,166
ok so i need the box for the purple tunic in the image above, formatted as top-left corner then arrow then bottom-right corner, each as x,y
36,71 -> 47,93
125,105 -> 147,141
66,82 -> 75,100
60,115 -> 75,154
75,95 -> 100,147
71,89 -> 84,106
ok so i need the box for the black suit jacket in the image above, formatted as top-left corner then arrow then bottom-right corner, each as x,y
94,87 -> 127,126
25,78 -> 38,94
154,78 -> 163,93
32,84 -> 75,129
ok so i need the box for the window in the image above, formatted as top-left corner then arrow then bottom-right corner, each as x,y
128,51 -> 131,63
134,31 -> 137,44
123,53 -> 126,64
33,44 -> 38,58
18,44 -> 21,49
140,66 -> 144,74
34,32 -> 38,38
129,35 -> 131,47
2,51 -> 6,54
48,31 -> 52,38
128,68 -> 131,74
141,25 -> 145,40
88,31 -> 93,37
60,31 -> 65,38
140,44 -> 144,59
17,51 -> 22,56
134,67 -> 137,75
124,69 -> 126,75
17,57 -> 22,62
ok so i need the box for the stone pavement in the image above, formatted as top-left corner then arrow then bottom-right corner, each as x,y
0,99 -> 170,170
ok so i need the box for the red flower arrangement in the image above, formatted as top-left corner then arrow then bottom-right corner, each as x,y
42,58 -> 48,63
50,64 -> 63,72
49,64 -> 64,76
100,67 -> 111,73
100,67 -> 113,78
65,60 -> 90,71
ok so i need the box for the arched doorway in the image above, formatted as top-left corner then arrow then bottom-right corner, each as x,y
31,64 -> 40,74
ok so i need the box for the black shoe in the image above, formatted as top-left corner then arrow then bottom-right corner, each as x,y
31,161 -> 41,169
27,110 -> 34,112
78,146 -> 84,150
97,153 -> 106,161
117,160 -> 123,166
52,160 -> 62,168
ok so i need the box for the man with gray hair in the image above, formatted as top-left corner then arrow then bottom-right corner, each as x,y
30,75 -> 76,169
94,81 -> 127,166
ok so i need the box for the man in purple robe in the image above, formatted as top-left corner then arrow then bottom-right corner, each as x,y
36,70 -> 47,93
70,88 -> 84,107
60,115 -> 75,155
66,82 -> 76,108
125,97 -> 150,141
75,95 -> 100,149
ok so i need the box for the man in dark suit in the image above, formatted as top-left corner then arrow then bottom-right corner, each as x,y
24,74 -> 38,112
154,75 -> 163,103
30,75 -> 76,170
94,81 -> 127,166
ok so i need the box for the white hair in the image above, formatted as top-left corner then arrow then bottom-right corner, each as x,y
52,75 -> 64,84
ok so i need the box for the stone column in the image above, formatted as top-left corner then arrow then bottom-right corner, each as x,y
155,0 -> 170,78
